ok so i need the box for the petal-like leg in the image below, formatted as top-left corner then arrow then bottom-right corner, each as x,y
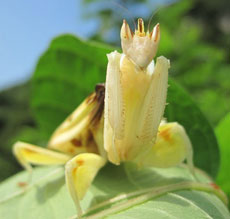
13,141 -> 71,173
137,56 -> 169,143
65,153 -> 106,216
138,122 -> 195,177
105,51 -> 124,140
104,51 -> 124,164
48,86 -> 105,157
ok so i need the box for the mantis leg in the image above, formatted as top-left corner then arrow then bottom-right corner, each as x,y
65,153 -> 106,216
137,122 -> 196,178
13,141 -> 72,173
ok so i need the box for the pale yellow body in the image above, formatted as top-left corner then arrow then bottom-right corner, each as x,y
13,18 -> 195,217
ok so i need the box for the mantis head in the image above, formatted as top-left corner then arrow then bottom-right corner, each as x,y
120,18 -> 160,68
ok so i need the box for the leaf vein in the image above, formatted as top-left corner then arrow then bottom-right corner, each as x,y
169,193 -> 213,219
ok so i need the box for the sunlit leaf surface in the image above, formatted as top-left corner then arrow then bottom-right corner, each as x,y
0,164 -> 229,219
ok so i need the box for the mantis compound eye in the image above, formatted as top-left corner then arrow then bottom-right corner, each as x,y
120,18 -> 160,68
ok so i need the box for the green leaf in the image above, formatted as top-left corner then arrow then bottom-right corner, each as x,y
31,34 -> 219,177
0,165 -> 229,219
165,80 -> 220,178
216,112 -> 230,196
31,35 -> 114,138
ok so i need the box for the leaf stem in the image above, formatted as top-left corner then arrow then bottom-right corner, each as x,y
81,181 -> 228,218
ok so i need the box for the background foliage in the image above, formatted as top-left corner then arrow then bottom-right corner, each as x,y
0,0 -> 229,203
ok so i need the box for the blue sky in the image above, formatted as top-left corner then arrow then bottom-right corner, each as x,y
0,0 -> 174,91
0,0 -> 98,90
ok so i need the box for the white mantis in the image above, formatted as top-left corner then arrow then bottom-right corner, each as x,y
13,18 -> 195,217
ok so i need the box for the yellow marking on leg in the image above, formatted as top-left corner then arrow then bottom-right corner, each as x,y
138,122 -> 194,171
159,126 -> 173,143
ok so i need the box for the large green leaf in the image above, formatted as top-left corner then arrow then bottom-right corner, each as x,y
165,80 -> 220,178
31,34 -> 219,177
0,164 -> 229,219
216,112 -> 230,196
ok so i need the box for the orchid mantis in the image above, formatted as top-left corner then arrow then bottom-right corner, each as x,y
13,18 -> 195,217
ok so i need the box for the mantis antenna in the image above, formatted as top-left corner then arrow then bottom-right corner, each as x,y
147,1 -> 178,32
111,1 -> 136,30
147,8 -> 161,33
